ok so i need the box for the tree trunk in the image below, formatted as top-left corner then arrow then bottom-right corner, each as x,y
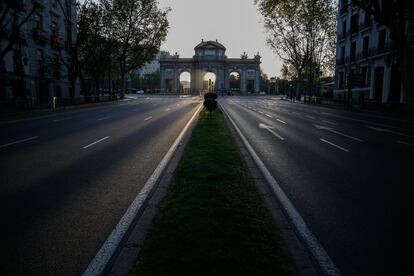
296,68 -> 302,101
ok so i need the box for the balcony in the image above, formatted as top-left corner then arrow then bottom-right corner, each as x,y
345,56 -> 351,64
378,42 -> 393,54
33,28 -> 49,42
52,36 -> 65,47
359,21 -> 370,31
369,47 -> 378,56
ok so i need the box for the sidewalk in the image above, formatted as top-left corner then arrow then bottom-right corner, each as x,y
0,98 -> 129,124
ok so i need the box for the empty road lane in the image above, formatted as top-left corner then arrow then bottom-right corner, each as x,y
220,96 -> 413,276
0,96 -> 201,275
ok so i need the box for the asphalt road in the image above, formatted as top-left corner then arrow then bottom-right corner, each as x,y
0,95 -> 201,275
220,96 -> 413,276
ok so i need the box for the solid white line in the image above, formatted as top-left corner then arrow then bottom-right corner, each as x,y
276,118 -> 287,125
53,117 -> 72,122
82,136 -> 110,149
83,104 -> 203,276
397,141 -> 414,147
320,138 -> 350,153
165,108 -> 171,112
0,136 -> 39,149
306,115 -> 316,120
97,116 -> 111,121
265,114 -> 273,118
220,103 -> 340,276
267,128 -> 285,140
144,116 -> 152,121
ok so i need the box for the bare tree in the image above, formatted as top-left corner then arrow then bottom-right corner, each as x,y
0,0 -> 41,61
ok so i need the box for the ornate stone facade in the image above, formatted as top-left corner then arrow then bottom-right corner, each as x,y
159,40 -> 261,94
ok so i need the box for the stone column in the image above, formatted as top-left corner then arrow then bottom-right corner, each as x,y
255,68 -> 260,93
240,69 -> 247,95
160,68 -> 165,93
224,68 -> 229,92
190,69 -> 195,94
369,65 -> 375,99
173,68 -> 178,93
382,64 -> 391,103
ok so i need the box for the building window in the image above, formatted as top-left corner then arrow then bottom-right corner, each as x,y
363,11 -> 370,27
338,71 -> 344,89
361,66 -> 368,87
363,36 -> 369,57
341,46 -> 345,61
350,14 -> 359,34
342,20 -> 346,35
37,48 -> 44,75
378,29 -> 386,53
351,41 -> 356,61
34,13 -> 42,29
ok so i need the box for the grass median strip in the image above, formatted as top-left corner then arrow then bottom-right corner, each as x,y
133,109 -> 293,275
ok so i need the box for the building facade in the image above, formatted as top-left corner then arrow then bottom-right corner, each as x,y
0,0 -> 79,108
159,40 -> 261,94
334,0 -> 405,104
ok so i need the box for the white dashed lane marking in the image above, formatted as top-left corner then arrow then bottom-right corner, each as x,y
0,136 -> 39,149
83,136 -> 110,149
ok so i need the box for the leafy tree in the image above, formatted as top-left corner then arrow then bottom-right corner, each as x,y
0,0 -> 41,62
256,0 -> 337,98
109,0 -> 169,98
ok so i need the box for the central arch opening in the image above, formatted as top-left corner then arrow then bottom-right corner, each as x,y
179,71 -> 191,94
203,72 -> 216,93
229,71 -> 240,95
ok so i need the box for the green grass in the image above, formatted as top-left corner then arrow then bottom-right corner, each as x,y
133,109 -> 293,276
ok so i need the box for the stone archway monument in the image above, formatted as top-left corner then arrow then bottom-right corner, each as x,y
159,39 -> 261,95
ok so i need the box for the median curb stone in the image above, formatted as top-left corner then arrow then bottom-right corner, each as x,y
219,103 -> 320,276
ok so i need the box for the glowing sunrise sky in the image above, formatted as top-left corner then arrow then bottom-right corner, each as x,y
157,0 -> 282,78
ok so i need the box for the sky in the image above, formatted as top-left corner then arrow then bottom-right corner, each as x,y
157,0 -> 282,78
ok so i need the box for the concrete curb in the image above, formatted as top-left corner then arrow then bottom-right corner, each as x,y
105,104 -> 202,276
219,103 -> 321,276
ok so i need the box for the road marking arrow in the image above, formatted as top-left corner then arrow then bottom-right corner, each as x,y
314,124 -> 362,142
259,123 -> 285,141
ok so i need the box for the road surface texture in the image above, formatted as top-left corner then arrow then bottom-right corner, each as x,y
220,96 -> 413,276
0,95 -> 201,275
